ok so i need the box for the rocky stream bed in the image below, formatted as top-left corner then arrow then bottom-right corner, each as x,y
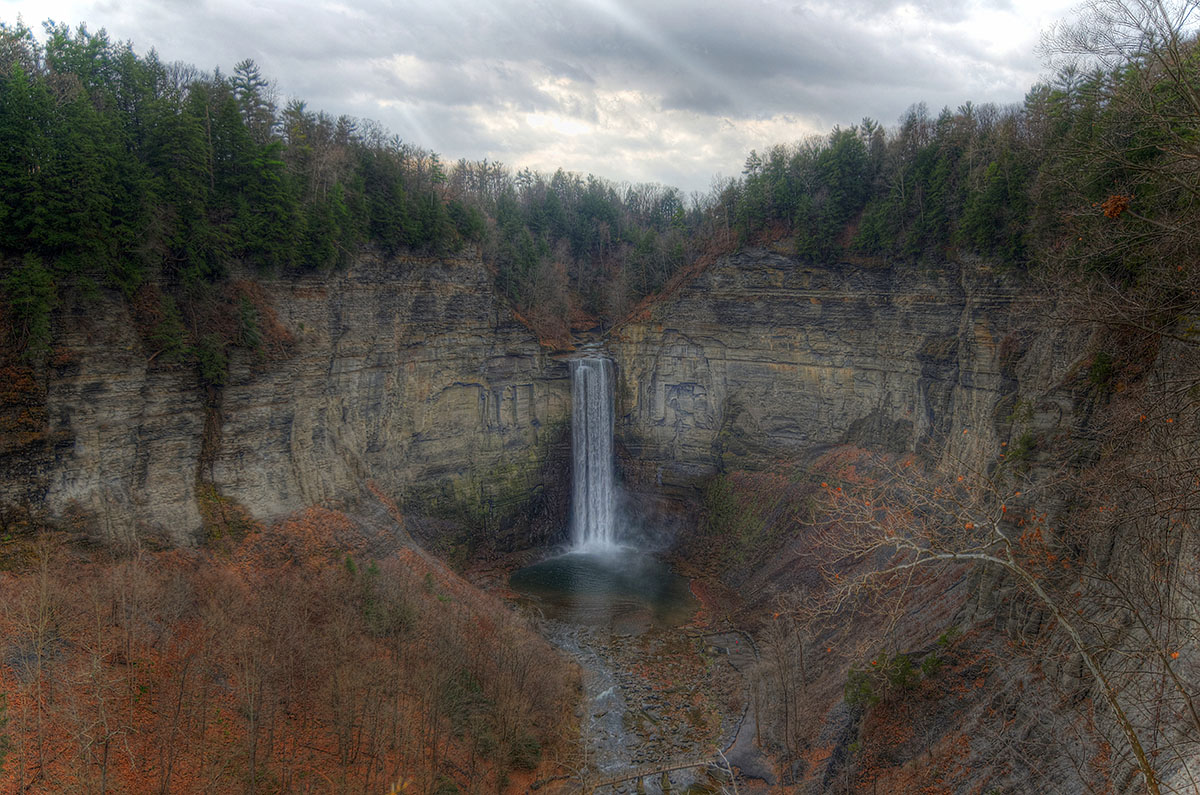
528,612 -> 763,792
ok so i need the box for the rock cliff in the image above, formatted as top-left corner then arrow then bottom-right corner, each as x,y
0,252 -> 571,546
3,246 -> 1088,549
609,248 -> 1082,495
607,249 -> 1134,793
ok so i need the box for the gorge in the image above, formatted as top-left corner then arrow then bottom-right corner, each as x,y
1,243 -> 1108,792
1,249 -> 1052,553
3,10 -> 1200,793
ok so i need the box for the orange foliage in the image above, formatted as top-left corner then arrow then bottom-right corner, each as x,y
1100,193 -> 1132,220
568,300 -> 601,333
0,516 -> 575,794
510,307 -> 573,351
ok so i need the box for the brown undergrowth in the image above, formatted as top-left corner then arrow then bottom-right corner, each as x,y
0,504 -> 577,794
670,445 -> 1125,792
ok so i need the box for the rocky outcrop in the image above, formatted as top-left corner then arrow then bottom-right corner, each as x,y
0,251 -> 571,546
610,248 -> 1084,495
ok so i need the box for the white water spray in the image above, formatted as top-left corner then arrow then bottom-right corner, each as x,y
570,355 -> 618,550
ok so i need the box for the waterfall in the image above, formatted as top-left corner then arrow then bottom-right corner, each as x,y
570,355 -> 618,549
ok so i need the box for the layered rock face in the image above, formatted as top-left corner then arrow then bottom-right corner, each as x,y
610,248 -> 1080,494
0,252 -> 570,545
211,255 -> 571,530
1,307 -> 207,547
3,245 -> 1087,547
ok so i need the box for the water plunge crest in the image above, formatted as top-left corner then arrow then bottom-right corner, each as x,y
571,355 -> 617,550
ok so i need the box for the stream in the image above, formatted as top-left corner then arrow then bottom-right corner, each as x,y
511,548 -> 753,793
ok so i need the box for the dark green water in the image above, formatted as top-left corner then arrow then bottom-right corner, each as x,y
509,548 -> 697,633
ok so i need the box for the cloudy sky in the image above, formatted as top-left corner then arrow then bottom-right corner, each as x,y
5,0 -> 1079,193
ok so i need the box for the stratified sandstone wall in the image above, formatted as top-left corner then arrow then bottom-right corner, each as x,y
211,254 -> 570,529
0,252 -> 570,545
2,306 -> 207,547
610,249 -> 1082,495
2,246 -> 1089,547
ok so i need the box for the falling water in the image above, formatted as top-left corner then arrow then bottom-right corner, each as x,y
571,355 -> 617,549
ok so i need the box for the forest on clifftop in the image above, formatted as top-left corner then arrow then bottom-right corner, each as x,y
3,2 -> 1198,360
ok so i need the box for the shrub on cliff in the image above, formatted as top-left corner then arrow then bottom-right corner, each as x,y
844,650 -> 927,710
1,255 -> 55,362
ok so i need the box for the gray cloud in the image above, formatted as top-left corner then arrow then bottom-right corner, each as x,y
12,0 -> 1075,191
